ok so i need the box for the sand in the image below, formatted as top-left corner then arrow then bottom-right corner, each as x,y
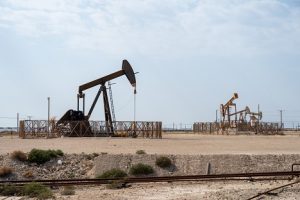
0,133 -> 300,155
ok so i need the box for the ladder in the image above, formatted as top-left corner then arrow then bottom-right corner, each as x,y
108,81 -> 116,122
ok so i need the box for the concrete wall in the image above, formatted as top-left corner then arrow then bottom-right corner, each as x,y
94,154 -> 300,176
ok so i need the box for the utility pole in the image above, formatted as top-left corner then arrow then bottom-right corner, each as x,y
17,113 -> 19,133
279,109 -> 283,129
258,104 -> 260,124
47,97 -> 50,137
215,110 -> 218,122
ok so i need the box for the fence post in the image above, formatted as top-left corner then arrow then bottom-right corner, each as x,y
19,121 -> 25,139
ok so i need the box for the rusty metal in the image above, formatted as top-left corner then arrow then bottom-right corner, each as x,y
193,122 -> 220,134
193,122 -> 282,135
1,170 -> 300,187
57,60 -> 136,137
216,93 -> 280,134
247,179 -> 300,200
18,120 -> 58,138
19,120 -> 162,138
220,93 -> 239,127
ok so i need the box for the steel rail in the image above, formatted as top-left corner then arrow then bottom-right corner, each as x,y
0,171 -> 299,187
0,178 -> 289,187
246,179 -> 300,200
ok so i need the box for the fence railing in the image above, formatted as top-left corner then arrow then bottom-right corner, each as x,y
19,120 -> 162,139
193,122 -> 282,135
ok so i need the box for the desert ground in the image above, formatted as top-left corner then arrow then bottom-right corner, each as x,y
53,180 -> 300,200
0,133 -> 300,155
1,132 -> 300,200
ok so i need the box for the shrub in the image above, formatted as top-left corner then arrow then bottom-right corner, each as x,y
55,149 -> 64,156
129,163 -> 154,176
0,167 -> 13,177
93,152 -> 99,157
0,183 -> 53,199
23,183 -> 53,200
28,149 -> 51,164
61,186 -> 75,196
155,156 -> 172,168
96,169 -> 127,179
85,154 -> 93,160
136,150 -> 146,155
106,180 -> 126,189
11,150 -> 27,161
47,149 -> 64,158
28,149 -> 64,164
0,185 -> 22,196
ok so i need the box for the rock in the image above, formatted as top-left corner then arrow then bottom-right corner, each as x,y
57,160 -> 63,165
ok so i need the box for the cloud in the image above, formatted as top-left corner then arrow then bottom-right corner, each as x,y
0,0 -> 299,56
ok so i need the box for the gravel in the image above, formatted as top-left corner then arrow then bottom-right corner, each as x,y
0,153 -> 96,180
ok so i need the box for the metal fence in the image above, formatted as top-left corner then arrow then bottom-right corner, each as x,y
193,122 -> 220,134
193,122 -> 282,135
19,120 -> 162,139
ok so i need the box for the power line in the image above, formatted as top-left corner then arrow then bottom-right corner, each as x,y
0,117 -> 17,119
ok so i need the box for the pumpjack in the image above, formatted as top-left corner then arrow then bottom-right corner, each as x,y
220,93 -> 263,130
228,106 -> 262,124
220,93 -> 239,124
57,60 -> 136,136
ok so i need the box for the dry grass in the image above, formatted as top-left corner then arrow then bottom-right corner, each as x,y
156,156 -> 172,168
136,150 -> 146,155
61,186 -> 75,196
23,170 -> 34,178
23,183 -> 53,200
11,150 -> 27,161
0,167 -> 13,177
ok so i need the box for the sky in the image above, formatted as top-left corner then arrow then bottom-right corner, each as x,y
1,0 -> 300,127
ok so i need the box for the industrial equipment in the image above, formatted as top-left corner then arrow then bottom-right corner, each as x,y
108,81 -> 116,122
220,93 -> 264,132
228,106 -> 262,127
57,60 -> 136,136
220,93 -> 238,126
228,106 -> 250,123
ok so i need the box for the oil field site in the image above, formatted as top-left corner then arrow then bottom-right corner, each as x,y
1,1 -> 300,200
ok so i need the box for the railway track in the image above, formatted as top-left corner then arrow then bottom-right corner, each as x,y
1,171 -> 299,187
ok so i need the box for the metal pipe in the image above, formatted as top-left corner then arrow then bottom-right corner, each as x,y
1,170 -> 300,187
77,94 -> 80,111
